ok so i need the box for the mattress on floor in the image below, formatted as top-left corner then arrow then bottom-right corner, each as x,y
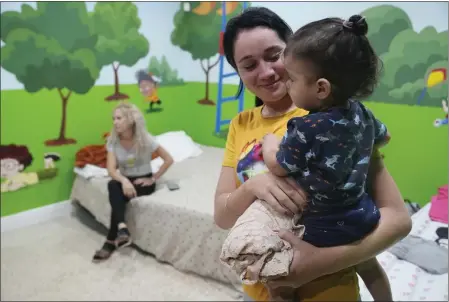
70,145 -> 242,291
359,202 -> 448,301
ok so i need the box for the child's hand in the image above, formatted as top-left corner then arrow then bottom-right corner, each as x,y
262,133 -> 280,153
261,134 -> 289,177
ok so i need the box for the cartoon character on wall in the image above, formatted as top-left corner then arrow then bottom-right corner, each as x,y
433,98 -> 448,127
0,144 -> 61,193
44,152 -> 61,169
136,70 -> 163,113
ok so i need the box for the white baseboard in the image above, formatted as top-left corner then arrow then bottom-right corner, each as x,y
1,200 -> 73,233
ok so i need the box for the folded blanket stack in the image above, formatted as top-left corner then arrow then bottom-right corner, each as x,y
220,200 -> 304,285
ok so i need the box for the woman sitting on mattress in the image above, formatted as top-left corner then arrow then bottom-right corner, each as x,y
213,7 -> 412,301
93,102 -> 174,262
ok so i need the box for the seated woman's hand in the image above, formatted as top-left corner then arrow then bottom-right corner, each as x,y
133,177 -> 155,187
246,172 -> 308,216
122,179 -> 137,198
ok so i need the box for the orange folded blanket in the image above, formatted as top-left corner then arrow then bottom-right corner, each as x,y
75,145 -> 108,168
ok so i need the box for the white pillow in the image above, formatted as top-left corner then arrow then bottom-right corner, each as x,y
151,131 -> 203,172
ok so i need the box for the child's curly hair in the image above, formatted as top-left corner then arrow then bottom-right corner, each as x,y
284,15 -> 382,103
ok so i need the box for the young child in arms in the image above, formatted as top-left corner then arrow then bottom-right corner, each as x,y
261,15 -> 392,301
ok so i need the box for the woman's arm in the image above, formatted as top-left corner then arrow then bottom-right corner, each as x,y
106,152 -> 128,183
214,168 -> 308,230
152,146 -> 174,181
214,167 -> 257,230
320,154 -> 412,271
269,153 -> 412,288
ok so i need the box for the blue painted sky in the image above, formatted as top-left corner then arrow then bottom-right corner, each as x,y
1,1 -> 448,90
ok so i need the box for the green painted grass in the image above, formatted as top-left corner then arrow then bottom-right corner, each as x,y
364,102 -> 448,205
0,82 -> 447,216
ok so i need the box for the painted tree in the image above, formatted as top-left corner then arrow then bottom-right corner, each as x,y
92,2 -> 149,101
148,55 -> 184,86
171,2 -> 242,105
1,2 -> 100,146
361,5 -> 448,106
361,5 -> 413,56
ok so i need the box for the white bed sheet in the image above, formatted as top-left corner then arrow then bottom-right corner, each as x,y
358,203 -> 448,301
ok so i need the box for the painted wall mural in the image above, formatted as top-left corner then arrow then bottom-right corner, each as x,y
171,1 -> 244,105
93,2 -> 149,101
0,145 -> 61,193
1,2 -> 100,147
361,5 -> 448,107
0,1 -> 447,217
434,98 -> 449,127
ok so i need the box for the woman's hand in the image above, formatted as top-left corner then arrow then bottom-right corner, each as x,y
133,177 -> 156,187
267,229 -> 322,289
122,179 -> 137,198
246,172 -> 308,216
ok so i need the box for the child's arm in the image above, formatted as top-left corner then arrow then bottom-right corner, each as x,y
263,117 -> 317,178
356,258 -> 393,301
262,134 -> 288,177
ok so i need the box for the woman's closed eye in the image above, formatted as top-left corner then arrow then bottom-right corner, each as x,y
243,62 -> 257,71
266,51 -> 282,62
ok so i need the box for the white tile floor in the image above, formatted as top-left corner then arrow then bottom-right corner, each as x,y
1,205 -> 241,301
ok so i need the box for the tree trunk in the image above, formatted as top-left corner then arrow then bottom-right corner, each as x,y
197,57 -> 220,106
45,89 -> 77,146
205,67 -> 210,100
105,63 -> 129,101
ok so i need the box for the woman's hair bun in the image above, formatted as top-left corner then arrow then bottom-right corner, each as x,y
343,14 -> 368,36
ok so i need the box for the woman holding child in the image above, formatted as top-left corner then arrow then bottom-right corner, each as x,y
214,7 -> 412,301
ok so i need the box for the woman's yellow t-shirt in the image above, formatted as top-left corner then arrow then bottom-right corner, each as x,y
222,106 -> 360,301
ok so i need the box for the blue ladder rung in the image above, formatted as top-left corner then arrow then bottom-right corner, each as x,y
222,72 -> 238,78
220,119 -> 231,125
221,96 -> 238,102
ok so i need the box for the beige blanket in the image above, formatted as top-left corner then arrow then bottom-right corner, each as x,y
220,200 -> 305,285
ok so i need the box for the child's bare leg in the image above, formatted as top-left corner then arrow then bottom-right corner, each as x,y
356,258 -> 392,301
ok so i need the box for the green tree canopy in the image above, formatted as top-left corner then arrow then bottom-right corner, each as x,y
92,2 -> 149,101
389,60 -> 449,106
1,2 -> 100,146
171,2 -> 242,105
362,5 -> 448,107
362,5 -> 413,56
148,55 -> 184,86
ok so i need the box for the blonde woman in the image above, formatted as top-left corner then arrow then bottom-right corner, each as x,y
93,102 -> 174,262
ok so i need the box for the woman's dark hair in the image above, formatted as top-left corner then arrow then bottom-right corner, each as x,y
284,15 -> 381,103
223,7 -> 293,107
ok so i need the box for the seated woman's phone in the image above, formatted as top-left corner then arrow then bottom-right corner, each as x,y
167,180 -> 180,191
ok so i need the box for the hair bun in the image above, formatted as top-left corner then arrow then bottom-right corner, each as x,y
343,15 -> 368,36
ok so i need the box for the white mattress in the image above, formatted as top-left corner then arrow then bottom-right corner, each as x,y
359,203 -> 448,301
70,145 -> 243,293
